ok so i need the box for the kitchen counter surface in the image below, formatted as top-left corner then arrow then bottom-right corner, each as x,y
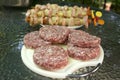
0,4 -> 120,80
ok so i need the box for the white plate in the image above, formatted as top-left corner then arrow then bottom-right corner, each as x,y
41,25 -> 83,29
21,45 -> 104,79
67,25 -> 83,29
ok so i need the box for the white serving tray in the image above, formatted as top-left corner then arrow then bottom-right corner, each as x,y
41,25 -> 83,29
21,45 -> 104,79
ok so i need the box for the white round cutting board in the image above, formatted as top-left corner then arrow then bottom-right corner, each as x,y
21,45 -> 104,78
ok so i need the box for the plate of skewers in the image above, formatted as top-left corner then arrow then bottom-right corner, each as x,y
25,3 -> 89,29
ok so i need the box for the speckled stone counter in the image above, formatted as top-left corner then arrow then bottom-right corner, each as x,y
0,2 -> 120,80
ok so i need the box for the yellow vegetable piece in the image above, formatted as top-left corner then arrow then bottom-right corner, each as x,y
58,11 -> 63,17
98,19 -> 105,25
96,11 -> 102,17
91,10 -> 95,19
93,18 -> 97,26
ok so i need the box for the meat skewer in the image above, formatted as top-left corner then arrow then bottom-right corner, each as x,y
25,3 -> 89,27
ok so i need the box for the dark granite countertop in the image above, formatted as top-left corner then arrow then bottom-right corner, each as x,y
0,2 -> 120,80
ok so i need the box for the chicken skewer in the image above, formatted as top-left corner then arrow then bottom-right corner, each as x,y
25,3 -> 89,27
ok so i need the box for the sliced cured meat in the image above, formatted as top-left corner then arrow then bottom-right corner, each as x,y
23,31 -> 51,49
68,45 -> 100,60
33,45 -> 69,71
39,26 -> 70,43
68,30 -> 101,48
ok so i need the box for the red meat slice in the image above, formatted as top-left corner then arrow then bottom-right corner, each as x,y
39,26 -> 70,43
68,45 -> 100,60
68,30 -> 101,48
33,45 -> 69,71
23,31 -> 51,49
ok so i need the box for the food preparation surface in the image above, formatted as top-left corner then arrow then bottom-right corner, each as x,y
0,3 -> 120,80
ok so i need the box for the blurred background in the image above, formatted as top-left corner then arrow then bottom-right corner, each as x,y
0,0 -> 120,14
33,0 -> 120,14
